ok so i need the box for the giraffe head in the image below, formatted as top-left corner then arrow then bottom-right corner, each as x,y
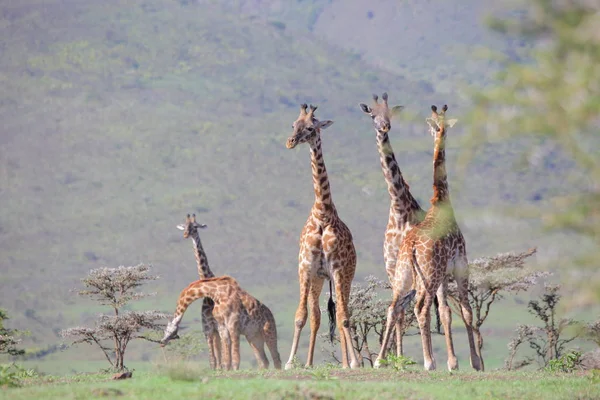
286,104 -> 333,149
160,315 -> 182,346
176,213 -> 207,239
426,105 -> 458,138
359,92 -> 404,133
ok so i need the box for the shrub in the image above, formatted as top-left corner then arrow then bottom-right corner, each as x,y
61,264 -> 169,371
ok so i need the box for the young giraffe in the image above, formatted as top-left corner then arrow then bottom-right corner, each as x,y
360,92 -> 428,356
161,276 -> 282,370
374,105 -> 481,371
176,213 -> 221,370
285,104 -> 360,369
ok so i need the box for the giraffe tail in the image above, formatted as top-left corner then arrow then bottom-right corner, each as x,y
434,296 -> 441,334
327,278 -> 336,344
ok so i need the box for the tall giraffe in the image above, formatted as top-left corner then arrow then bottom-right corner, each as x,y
360,92 -> 427,355
374,105 -> 481,371
284,104 -> 360,369
176,213 -> 221,369
161,276 -> 282,370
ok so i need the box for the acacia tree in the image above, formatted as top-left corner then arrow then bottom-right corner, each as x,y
61,264 -> 169,371
505,284 -> 580,370
0,309 -> 25,357
466,0 -> 600,303
448,248 -> 547,371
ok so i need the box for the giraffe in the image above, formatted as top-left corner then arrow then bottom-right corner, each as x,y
176,213 -> 221,370
161,276 -> 282,370
374,105 -> 481,371
359,92 -> 428,356
284,104 -> 360,369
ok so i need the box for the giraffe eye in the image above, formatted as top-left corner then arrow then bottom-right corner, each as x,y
307,127 -> 314,132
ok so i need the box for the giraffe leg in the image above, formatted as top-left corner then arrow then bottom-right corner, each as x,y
394,320 -> 403,357
374,293 -> 402,368
305,278 -> 324,368
285,271 -> 311,370
415,291 -> 436,371
333,271 -> 359,369
230,322 -> 241,371
436,282 -> 458,371
375,259 -> 413,368
264,319 -> 282,370
248,335 -> 269,369
202,301 -> 217,369
455,257 -> 482,371
206,329 -> 218,370
386,258 -> 404,357
218,325 -> 232,371
212,331 -> 222,370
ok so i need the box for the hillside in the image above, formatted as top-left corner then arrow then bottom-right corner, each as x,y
0,0 -> 594,371
221,0 -> 529,93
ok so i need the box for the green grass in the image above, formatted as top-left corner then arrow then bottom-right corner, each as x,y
3,367 -> 599,400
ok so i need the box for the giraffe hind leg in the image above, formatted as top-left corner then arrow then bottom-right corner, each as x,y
415,291 -> 436,371
248,335 -> 269,369
436,282 -> 458,371
332,271 -> 359,369
454,257 -> 482,371
306,278 -> 324,368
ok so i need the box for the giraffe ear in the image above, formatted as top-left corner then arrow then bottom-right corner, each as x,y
359,103 -> 371,114
446,119 -> 458,128
176,224 -> 185,231
198,223 -> 207,229
390,105 -> 404,118
317,120 -> 334,130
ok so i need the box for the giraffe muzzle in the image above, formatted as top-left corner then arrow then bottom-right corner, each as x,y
286,137 -> 297,149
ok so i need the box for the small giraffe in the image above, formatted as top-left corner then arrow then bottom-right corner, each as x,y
176,213 -> 221,370
374,105 -> 481,371
285,104 -> 359,369
360,92 -> 427,355
161,276 -> 282,370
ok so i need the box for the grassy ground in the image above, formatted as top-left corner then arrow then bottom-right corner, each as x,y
3,366 -> 599,400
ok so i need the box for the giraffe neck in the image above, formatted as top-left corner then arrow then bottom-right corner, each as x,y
430,131 -> 450,205
309,136 -> 336,220
173,280 -> 222,318
190,232 -> 214,279
376,131 -> 423,224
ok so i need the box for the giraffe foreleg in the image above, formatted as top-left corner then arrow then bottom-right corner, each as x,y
230,320 -> 241,371
375,258 -> 414,368
218,324 -> 232,371
285,270 -> 311,370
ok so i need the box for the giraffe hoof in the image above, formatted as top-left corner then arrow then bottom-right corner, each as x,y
424,360 -> 436,371
284,363 -> 294,371
374,359 -> 383,369
447,358 -> 459,371
350,361 -> 360,369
